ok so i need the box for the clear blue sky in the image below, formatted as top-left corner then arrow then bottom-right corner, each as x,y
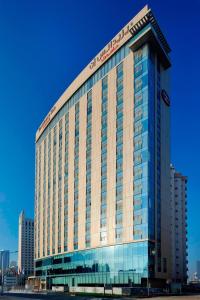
0,0 -> 199,276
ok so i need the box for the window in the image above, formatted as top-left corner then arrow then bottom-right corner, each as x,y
134,138 -> 142,150
116,213 -> 123,225
135,78 -> 142,91
134,153 -> 142,165
134,214 -> 142,225
100,231 -> 107,242
116,157 -> 123,168
116,201 -> 122,211
134,49 -> 143,63
134,123 -> 143,136
133,229 -> 143,240
116,145 -> 123,158
134,198 -> 142,210
135,63 -> 143,77
134,183 -> 142,195
135,108 -> 143,121
115,228 -> 122,241
134,167 -> 142,180
100,218 -> 106,228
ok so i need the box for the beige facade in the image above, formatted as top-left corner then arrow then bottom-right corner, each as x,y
170,165 -> 188,282
35,5 -> 173,286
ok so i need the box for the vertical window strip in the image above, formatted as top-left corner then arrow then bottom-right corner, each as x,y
85,91 -> 92,248
64,113 -> 69,252
100,76 -> 108,244
156,62 -> 161,272
47,133 -> 51,255
74,103 -> 80,249
43,139 -> 47,256
57,120 -> 63,253
35,148 -> 38,259
115,63 -> 123,242
52,126 -> 57,254
133,45 -> 149,241
38,145 -> 41,258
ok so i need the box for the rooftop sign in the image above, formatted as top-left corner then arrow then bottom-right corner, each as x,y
38,105 -> 56,133
89,23 -> 135,70
37,5 -> 171,142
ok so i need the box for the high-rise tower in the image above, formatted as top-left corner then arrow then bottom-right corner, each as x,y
35,5 -> 171,288
18,211 -> 34,276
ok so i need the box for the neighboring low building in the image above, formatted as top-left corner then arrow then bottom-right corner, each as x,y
170,165 -> 188,283
18,211 -> 34,276
4,274 -> 17,289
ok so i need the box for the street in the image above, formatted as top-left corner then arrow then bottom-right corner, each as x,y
1,294 -> 200,300
143,297 -> 200,300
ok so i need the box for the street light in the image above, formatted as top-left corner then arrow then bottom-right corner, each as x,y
145,248 -> 156,297
143,266 -> 149,297
1,250 -> 18,295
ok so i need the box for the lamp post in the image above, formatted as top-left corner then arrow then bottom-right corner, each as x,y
145,248 -> 156,297
1,250 -> 18,295
147,273 -> 150,297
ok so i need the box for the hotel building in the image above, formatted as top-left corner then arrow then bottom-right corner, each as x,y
34,5 -> 172,288
170,165 -> 188,283
18,211 -> 34,276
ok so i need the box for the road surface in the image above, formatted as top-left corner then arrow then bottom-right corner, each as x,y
1,294 -> 200,300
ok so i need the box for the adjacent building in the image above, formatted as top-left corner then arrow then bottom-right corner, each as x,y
18,211 -> 34,276
9,261 -> 18,273
170,165 -> 188,283
4,273 -> 17,289
197,261 -> 200,279
35,5 -> 172,288
0,250 -> 10,271
9,261 -> 17,269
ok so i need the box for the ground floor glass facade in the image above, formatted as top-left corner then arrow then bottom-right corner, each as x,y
35,241 -> 150,286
